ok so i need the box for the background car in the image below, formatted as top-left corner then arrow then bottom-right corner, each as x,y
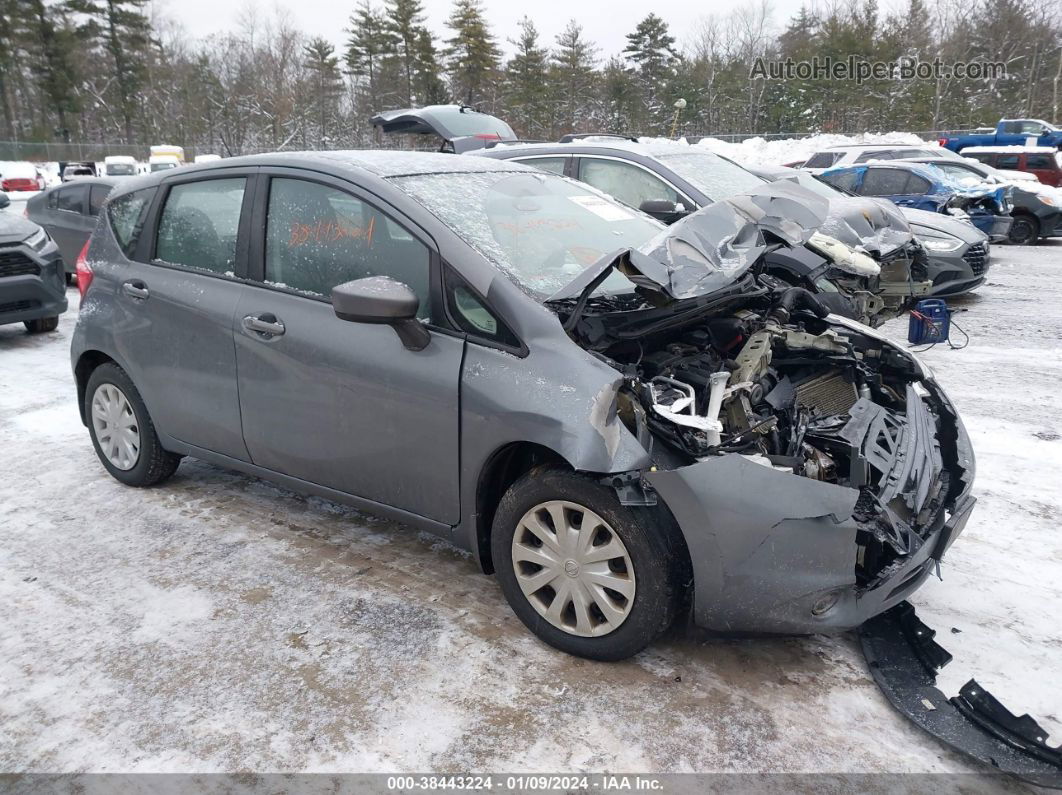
801,144 -> 951,169
819,161 -> 1013,242
899,155 -> 1062,244
1,160 -> 47,192
475,138 -> 930,324
0,210 -> 67,332
960,147 -> 1062,187
26,177 -> 117,279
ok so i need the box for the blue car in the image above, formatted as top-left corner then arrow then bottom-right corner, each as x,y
819,162 -> 1014,242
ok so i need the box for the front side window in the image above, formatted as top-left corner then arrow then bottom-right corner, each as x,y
391,170 -> 662,297
264,178 -> 431,319
578,158 -> 680,210
995,154 -> 1020,169
859,168 -> 912,196
966,152 -> 995,166
156,178 -> 245,274
854,150 -> 896,163
1025,154 -> 1054,169
57,184 -> 87,213
904,174 -> 931,194
108,187 -> 157,258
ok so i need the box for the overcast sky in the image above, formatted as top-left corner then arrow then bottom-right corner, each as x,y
156,0 -> 811,60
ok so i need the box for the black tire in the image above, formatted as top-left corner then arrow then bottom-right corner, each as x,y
84,363 -> 182,487
491,466 -> 686,661
24,316 -> 59,333
1008,215 -> 1039,246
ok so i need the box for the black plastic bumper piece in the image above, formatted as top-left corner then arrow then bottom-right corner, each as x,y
860,601 -> 1062,788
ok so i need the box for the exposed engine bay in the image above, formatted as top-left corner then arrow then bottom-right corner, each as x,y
557,278 -> 962,588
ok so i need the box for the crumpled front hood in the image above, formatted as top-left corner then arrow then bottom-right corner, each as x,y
818,196 -> 914,257
547,181 -> 830,302
0,212 -> 38,245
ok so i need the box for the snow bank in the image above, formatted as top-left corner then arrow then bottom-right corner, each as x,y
688,132 -> 930,166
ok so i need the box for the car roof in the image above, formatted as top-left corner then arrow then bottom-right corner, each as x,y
824,144 -> 931,151
961,145 -> 1058,154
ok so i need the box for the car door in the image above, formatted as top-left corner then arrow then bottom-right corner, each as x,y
1023,153 -> 1060,186
859,167 -> 934,210
46,183 -> 92,264
233,169 -> 463,524
108,171 -> 255,462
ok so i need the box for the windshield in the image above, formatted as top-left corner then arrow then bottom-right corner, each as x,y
390,171 -> 662,297
106,163 -> 136,176
654,151 -> 765,200
150,162 -> 176,172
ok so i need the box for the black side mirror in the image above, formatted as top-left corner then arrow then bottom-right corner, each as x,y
331,275 -> 430,351
639,198 -> 688,223
0,191 -> 9,210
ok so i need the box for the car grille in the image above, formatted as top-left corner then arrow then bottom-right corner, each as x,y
0,299 -> 40,313
962,242 -> 988,276
0,249 -> 41,278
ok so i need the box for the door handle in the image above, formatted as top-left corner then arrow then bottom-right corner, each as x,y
121,280 -> 149,300
242,313 -> 286,337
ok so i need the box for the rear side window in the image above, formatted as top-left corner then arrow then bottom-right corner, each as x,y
57,185 -> 87,213
264,178 -> 431,319
860,168 -> 911,196
995,154 -> 1020,169
804,152 -> 841,168
1025,154 -> 1054,169
108,187 -> 156,258
515,157 -> 567,175
47,191 -> 58,210
854,150 -> 895,163
88,184 -> 111,216
966,152 -> 995,166
156,178 -> 246,275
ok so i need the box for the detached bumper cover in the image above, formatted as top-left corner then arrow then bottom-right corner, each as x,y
646,378 -> 975,634
861,602 -> 1062,788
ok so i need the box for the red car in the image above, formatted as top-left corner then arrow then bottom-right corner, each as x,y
962,147 -> 1062,187
0,162 -> 47,192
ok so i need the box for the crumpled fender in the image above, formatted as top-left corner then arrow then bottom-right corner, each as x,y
646,454 -> 860,632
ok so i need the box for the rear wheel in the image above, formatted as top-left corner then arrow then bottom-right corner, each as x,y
1008,215 -> 1039,246
85,363 -> 181,487
491,466 -> 685,660
24,316 -> 59,333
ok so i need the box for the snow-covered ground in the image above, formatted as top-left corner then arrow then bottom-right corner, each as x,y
1,243 -> 1059,778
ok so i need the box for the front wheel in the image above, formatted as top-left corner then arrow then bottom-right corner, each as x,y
1008,215 -> 1040,246
491,467 -> 686,660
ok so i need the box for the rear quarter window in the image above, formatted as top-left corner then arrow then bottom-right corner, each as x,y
107,187 -> 157,258
805,152 -> 841,168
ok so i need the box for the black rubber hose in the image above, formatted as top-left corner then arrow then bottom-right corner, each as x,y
771,286 -> 830,322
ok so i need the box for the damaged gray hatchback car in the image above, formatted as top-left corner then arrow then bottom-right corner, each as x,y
71,152 -> 976,660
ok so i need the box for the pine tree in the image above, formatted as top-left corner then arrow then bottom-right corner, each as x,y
503,17 -> 549,136
385,0 -> 425,106
413,27 -> 449,105
622,13 -> 679,132
444,0 -> 500,106
64,0 -> 154,142
23,0 -> 82,137
304,37 -> 343,146
346,0 -> 395,111
551,20 -> 598,134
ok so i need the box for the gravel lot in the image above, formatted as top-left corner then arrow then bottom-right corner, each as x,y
1,242 -> 1059,779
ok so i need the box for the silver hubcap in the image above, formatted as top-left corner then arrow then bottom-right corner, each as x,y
511,500 -> 636,637
90,383 -> 140,470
